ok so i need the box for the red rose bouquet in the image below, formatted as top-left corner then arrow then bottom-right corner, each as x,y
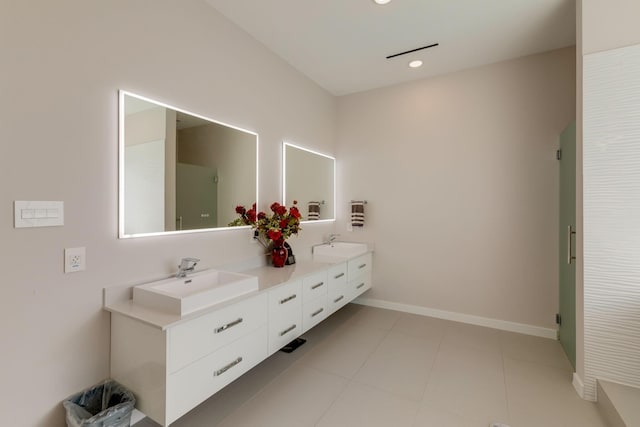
229,201 -> 302,246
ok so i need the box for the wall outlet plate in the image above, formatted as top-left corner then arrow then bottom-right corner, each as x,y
65,247 -> 86,273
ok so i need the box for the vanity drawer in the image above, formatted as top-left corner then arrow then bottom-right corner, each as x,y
328,262 -> 348,297
348,252 -> 372,282
268,279 -> 302,316
268,310 -> 302,354
302,271 -> 328,303
350,272 -> 372,297
166,325 -> 267,424
327,288 -> 350,315
328,263 -> 347,286
302,296 -> 328,333
168,293 -> 267,373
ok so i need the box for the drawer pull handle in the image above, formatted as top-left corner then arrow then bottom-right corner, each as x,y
279,294 -> 297,304
213,356 -> 243,377
358,263 -> 367,269
311,282 -> 325,290
334,272 -> 345,279
279,324 -> 297,336
214,318 -> 243,334
333,295 -> 344,303
311,308 -> 324,317
357,282 -> 365,289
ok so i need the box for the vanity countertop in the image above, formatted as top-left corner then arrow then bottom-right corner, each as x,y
243,259 -> 334,289
104,257 -> 352,330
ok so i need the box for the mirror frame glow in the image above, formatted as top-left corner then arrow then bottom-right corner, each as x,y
118,90 -> 259,238
282,142 -> 336,223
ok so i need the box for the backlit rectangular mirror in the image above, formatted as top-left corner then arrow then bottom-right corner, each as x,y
283,142 -> 335,222
119,91 -> 258,238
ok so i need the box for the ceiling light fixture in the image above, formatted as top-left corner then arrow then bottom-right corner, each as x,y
409,60 -> 423,68
373,0 -> 391,4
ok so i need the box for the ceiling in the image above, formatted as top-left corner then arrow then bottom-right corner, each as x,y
205,0 -> 576,96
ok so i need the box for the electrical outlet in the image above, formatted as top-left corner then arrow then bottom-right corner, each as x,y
65,247 -> 86,273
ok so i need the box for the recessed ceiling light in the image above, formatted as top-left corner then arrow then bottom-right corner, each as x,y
374,0 -> 391,5
409,60 -> 423,68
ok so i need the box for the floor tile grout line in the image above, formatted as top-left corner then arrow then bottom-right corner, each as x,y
348,320 -> 395,381
349,376 -> 425,404
417,320 -> 448,404
310,305 -> 399,426
311,371 -> 351,427
213,351 -> 326,427
215,356 -> 349,427
499,332 -> 513,425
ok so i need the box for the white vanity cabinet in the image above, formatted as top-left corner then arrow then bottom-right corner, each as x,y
110,293 -> 268,426
106,251 -> 373,426
267,279 -> 302,354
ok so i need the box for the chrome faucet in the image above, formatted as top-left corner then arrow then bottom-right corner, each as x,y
177,257 -> 199,278
312,234 -> 341,255
325,233 -> 340,244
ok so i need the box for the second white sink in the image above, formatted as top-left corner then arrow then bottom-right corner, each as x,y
133,269 -> 259,316
313,242 -> 368,263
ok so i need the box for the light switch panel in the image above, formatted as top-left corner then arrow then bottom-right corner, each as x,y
14,201 -> 64,228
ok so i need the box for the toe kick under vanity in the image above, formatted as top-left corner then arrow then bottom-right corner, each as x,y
104,250 -> 373,426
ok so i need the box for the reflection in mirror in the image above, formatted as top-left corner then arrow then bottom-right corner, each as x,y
283,143 -> 335,222
119,91 -> 258,238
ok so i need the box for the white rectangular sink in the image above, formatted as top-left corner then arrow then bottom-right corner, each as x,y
133,269 -> 259,316
313,242 -> 368,263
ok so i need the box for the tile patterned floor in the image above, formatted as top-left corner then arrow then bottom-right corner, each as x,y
134,304 -> 606,427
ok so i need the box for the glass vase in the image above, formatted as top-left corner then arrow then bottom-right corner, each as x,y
271,242 -> 288,268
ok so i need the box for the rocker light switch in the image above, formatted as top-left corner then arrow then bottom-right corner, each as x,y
14,201 -> 64,228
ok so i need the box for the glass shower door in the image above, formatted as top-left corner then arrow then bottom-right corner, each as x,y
559,121 -> 576,369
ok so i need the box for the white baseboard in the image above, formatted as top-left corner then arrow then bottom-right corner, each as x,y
352,297 -> 557,339
573,373 -> 588,399
131,409 -> 146,425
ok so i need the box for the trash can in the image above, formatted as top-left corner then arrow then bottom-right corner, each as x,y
63,380 -> 135,427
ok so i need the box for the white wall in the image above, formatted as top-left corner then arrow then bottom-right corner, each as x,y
582,0 -> 640,54
337,48 -> 576,330
0,1 -> 335,426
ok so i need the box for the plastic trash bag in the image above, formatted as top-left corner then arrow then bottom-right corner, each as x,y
63,380 -> 135,427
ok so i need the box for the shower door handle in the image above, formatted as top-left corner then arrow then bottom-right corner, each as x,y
567,225 -> 576,264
